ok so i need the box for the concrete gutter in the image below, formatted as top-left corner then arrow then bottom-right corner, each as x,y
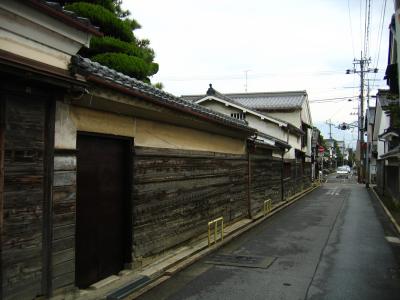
370,187 -> 400,234
69,183 -> 320,300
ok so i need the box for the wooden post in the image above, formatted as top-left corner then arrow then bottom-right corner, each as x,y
42,99 -> 55,297
0,99 -> 5,300
247,147 -> 252,219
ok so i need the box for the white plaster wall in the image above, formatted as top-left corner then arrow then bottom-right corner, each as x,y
197,100 -> 306,156
246,115 -> 286,141
54,102 -> 77,149
202,101 -> 238,115
202,101 -> 288,142
306,128 -> 312,156
267,111 -> 301,127
377,107 -> 391,158
301,100 -> 312,125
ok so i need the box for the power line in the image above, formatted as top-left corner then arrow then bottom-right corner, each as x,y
158,70 -> 375,82
309,96 -> 358,103
348,0 -> 356,58
365,0 -> 372,57
363,0 -> 369,55
371,0 -> 387,89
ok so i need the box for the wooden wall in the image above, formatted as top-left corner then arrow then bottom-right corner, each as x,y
2,96 -> 46,300
51,152 -> 76,291
249,150 -> 282,216
0,96 -> 315,299
132,147 -> 248,263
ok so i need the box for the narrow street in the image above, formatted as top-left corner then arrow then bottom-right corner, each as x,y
137,175 -> 400,300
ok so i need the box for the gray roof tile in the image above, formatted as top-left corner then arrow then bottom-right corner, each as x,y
226,91 -> 307,110
71,56 -> 254,132
182,90 -> 307,110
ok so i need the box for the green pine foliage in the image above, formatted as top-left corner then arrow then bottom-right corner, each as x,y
92,53 -> 158,80
65,2 -> 134,42
84,36 -> 155,63
59,0 -> 158,82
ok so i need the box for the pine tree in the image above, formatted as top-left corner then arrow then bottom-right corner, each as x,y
57,0 -> 158,82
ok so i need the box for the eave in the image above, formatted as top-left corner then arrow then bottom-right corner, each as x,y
195,96 -> 288,128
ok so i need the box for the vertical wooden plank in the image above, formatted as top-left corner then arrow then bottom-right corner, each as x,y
281,152 -> 284,202
42,100 -> 55,297
247,150 -> 252,219
0,98 -> 5,300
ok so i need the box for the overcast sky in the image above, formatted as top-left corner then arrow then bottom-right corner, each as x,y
124,0 -> 393,148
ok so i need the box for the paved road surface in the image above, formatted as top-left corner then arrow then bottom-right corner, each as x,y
137,174 -> 400,300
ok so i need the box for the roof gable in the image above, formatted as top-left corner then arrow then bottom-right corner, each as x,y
195,95 -> 288,127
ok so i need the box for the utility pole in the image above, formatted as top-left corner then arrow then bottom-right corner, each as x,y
244,70 -> 251,93
346,52 -> 377,185
326,119 -> 334,139
366,80 -> 371,188
326,119 -> 335,169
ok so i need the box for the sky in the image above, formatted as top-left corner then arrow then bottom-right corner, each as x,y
124,0 -> 394,149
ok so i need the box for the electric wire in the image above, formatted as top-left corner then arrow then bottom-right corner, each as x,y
365,0 -> 372,57
371,0 -> 387,90
348,0 -> 356,58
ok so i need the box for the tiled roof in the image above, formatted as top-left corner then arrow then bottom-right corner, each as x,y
377,90 -> 399,108
182,90 -> 307,110
225,91 -> 307,110
71,56 -> 254,132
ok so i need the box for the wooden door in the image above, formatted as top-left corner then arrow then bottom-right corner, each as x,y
76,134 -> 131,288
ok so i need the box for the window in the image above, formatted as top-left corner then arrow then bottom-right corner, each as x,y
231,112 -> 246,120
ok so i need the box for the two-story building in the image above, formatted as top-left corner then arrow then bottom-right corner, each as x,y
182,85 -> 313,199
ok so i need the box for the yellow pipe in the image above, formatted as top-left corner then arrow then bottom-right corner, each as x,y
207,216 -> 224,247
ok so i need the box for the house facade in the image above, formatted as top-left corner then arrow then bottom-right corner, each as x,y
1,2 -> 316,299
373,7 -> 400,204
0,2 -> 259,299
182,86 -> 313,200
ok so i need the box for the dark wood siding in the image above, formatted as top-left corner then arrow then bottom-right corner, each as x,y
132,147 -> 248,263
2,95 -> 46,300
51,151 -> 77,291
249,151 -> 282,216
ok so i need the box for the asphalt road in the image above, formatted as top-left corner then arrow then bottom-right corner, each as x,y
137,174 -> 400,300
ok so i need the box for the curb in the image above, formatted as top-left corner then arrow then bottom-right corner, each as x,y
127,183 -> 321,299
370,187 -> 400,235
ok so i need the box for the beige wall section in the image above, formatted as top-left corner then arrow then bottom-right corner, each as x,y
55,104 -> 246,154
71,106 -> 136,138
135,118 -> 246,154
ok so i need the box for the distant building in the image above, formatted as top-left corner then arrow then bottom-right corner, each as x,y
182,86 -> 314,198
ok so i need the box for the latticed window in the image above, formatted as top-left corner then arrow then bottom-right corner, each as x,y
231,112 -> 246,120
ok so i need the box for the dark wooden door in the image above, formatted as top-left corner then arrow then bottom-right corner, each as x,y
76,134 -> 131,288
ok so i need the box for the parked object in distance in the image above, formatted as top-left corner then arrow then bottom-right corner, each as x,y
336,166 -> 350,179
